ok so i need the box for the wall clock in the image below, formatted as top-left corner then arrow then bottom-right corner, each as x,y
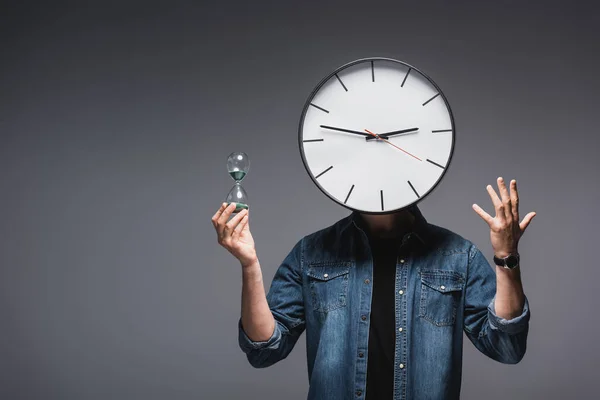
298,57 -> 455,214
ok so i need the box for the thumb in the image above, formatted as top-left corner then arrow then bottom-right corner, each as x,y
519,211 -> 536,233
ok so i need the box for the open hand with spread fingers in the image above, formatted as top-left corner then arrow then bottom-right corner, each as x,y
472,177 -> 537,259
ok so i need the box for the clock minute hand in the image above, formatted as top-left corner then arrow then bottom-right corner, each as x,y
365,127 -> 419,141
320,125 -> 371,137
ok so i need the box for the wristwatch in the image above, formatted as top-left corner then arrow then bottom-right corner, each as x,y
493,253 -> 520,269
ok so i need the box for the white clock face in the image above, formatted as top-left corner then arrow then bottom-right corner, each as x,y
299,58 -> 455,214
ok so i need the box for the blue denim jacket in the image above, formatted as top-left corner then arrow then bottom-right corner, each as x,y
238,205 -> 530,399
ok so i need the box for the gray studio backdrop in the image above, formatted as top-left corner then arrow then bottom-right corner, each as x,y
1,1 -> 598,399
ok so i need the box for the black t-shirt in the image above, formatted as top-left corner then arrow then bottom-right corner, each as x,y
365,233 -> 411,400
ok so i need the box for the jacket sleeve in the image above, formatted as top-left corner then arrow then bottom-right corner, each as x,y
463,243 -> 530,364
238,238 -> 306,368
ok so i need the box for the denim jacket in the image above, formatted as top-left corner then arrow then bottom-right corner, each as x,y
238,205 -> 530,399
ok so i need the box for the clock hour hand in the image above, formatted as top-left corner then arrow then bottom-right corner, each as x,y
365,127 -> 419,141
320,125 -> 371,137
365,129 -> 422,161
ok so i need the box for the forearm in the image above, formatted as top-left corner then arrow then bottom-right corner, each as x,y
467,265 -> 529,364
465,244 -> 530,364
241,259 -> 276,342
494,264 -> 525,320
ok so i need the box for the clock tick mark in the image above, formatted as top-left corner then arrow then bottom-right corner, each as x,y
432,129 -> 452,133
315,166 -> 333,179
401,67 -> 412,87
344,184 -> 355,204
371,60 -> 375,82
380,190 -> 384,211
422,93 -> 440,106
303,139 -> 324,143
310,103 -> 329,113
408,181 -> 421,198
335,74 -> 348,92
426,159 -> 445,169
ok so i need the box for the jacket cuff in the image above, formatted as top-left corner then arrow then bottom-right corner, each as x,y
238,318 -> 282,353
487,295 -> 530,335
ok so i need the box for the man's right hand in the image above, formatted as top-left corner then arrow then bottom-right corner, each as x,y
212,203 -> 257,268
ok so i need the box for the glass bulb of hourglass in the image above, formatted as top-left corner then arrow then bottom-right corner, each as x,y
225,183 -> 249,213
227,152 -> 250,182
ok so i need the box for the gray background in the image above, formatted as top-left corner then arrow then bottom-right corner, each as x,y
1,1 -> 598,399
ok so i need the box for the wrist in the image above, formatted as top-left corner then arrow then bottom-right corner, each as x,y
493,251 -> 520,270
241,257 -> 260,272
494,248 -> 518,258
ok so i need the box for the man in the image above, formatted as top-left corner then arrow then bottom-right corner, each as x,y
212,177 -> 535,399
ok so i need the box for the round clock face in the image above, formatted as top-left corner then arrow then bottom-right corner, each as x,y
298,57 -> 455,214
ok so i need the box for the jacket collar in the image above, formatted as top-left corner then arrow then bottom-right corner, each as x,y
340,204 -> 430,246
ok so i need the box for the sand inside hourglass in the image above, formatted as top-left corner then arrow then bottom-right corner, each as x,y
229,171 -> 247,181
228,202 -> 249,212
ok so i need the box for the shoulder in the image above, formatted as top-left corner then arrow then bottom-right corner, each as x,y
296,213 -> 354,262
423,222 -> 476,256
418,223 -> 484,280
302,215 -> 352,246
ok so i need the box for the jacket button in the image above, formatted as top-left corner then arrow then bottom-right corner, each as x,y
356,390 -> 362,396
361,315 -> 367,321
364,278 -> 370,284
358,352 -> 364,358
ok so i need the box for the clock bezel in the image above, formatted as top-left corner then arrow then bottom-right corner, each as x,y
297,57 -> 456,215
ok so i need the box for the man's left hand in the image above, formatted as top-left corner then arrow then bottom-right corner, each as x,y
472,177 -> 536,258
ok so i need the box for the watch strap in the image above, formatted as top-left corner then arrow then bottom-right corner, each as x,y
493,253 -> 520,269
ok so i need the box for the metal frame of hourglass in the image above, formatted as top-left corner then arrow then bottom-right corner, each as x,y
225,152 -> 250,213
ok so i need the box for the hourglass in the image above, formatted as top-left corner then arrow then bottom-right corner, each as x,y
225,152 -> 250,213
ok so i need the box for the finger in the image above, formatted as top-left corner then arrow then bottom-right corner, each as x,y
519,211 -> 537,233
510,179 -> 520,222
211,203 -> 227,228
217,203 -> 238,238
223,208 -> 248,237
472,203 -> 494,225
217,202 -> 237,227
486,184 -> 506,222
232,213 -> 249,240
496,177 -> 512,221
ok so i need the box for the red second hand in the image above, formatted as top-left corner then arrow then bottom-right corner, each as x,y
365,129 -> 422,161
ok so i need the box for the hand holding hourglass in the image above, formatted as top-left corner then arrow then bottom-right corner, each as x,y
212,151 -> 258,268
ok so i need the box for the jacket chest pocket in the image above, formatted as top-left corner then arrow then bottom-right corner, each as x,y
419,270 -> 465,327
307,263 -> 351,313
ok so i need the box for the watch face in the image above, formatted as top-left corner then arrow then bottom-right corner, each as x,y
298,58 -> 455,214
506,254 -> 519,268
